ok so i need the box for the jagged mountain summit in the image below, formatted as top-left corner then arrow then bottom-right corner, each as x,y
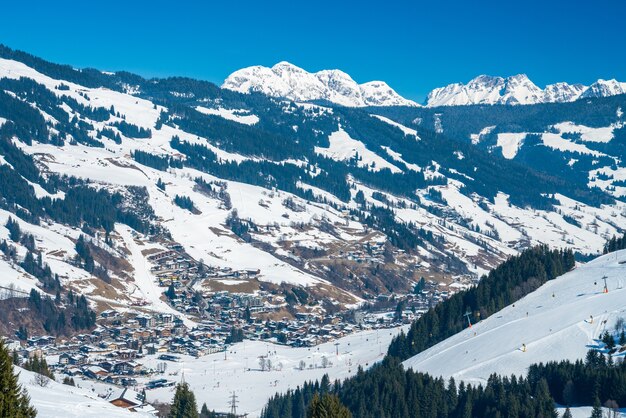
222,61 -> 419,107
426,74 -> 626,107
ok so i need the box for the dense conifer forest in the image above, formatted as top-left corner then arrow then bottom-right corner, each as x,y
261,350 -> 626,418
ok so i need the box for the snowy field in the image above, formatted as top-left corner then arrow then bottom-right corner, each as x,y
557,406 -> 626,418
315,128 -> 402,173
75,326 -> 407,417
404,250 -> 626,386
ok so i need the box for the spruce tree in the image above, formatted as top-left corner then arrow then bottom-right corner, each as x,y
169,382 -> 199,418
0,341 -> 37,417
590,397 -> 602,418
166,283 -> 177,300
5,217 -> 21,242
562,407 -> 572,418
199,403 -> 211,418
306,393 -> 351,418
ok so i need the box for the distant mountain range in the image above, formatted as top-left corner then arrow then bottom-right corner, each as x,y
223,62 -> 626,108
426,74 -> 626,107
223,61 -> 419,107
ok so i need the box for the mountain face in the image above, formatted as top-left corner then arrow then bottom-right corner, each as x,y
580,78 -> 626,98
426,74 -> 543,107
425,74 -> 626,107
223,61 -> 419,107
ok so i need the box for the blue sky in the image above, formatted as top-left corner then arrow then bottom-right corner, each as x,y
2,0 -> 625,102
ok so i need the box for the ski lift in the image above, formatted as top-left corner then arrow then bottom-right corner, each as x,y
463,311 -> 473,328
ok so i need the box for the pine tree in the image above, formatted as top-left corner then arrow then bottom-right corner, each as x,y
590,397 -> 602,418
306,393 -> 351,418
602,331 -> 615,349
199,403 -> 211,418
166,283 -> 177,300
562,407 -> 572,418
5,217 -> 21,242
0,340 -> 37,417
169,382 -> 199,418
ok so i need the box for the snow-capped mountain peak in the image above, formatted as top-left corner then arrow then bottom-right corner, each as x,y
425,74 -> 626,107
223,62 -> 419,107
580,78 -> 626,99
500,73 -> 543,104
361,80 -> 422,106
542,82 -> 586,103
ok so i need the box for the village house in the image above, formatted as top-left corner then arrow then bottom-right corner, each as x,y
108,387 -> 149,411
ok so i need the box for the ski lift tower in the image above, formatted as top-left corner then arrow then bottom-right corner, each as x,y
602,275 -> 609,293
464,311 -> 473,328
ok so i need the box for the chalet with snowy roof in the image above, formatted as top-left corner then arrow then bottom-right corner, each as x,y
59,352 -> 88,366
112,360 -> 142,374
84,365 -> 108,379
22,347 -> 43,359
27,335 -> 55,347
100,309 -> 119,319
108,387 -> 147,410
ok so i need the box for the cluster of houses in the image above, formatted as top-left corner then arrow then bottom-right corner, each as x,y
1,273 -> 473,416
147,245 -> 259,289
0,232 -> 478,414
330,241 -> 390,264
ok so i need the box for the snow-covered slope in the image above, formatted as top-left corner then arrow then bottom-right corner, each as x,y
314,127 -> 402,173
17,367 -> 149,418
223,62 -> 418,107
426,75 -> 626,107
403,250 -> 626,385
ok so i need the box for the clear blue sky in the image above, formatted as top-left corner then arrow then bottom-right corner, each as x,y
2,0 -> 625,102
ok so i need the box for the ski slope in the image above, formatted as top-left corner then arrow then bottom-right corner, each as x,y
404,250 -> 626,386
